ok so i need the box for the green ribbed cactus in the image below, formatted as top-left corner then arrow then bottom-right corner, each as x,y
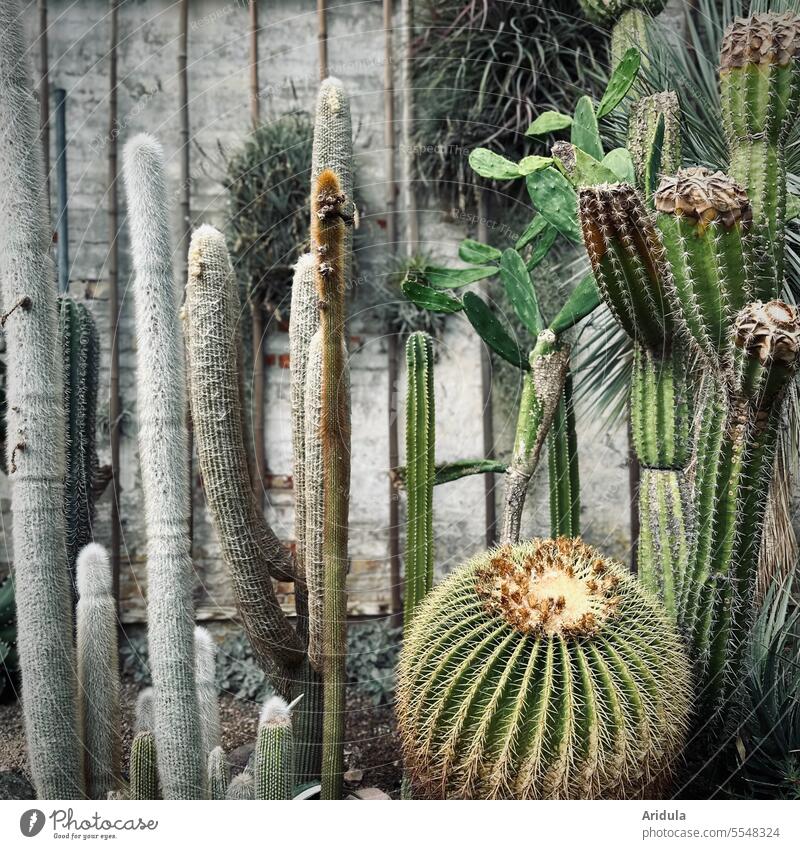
577,1 -> 665,67
76,543 -> 121,800
255,696 -> 296,800
59,297 -> 99,591
0,0 -> 83,799
134,687 -> 154,735
123,133 -> 203,799
627,91 -> 682,201
129,731 -> 159,800
226,769 -> 255,800
720,13 -> 800,295
207,747 -> 229,801
404,332 -> 435,623
577,0 -> 665,26
547,369 -> 580,537
397,537 -> 691,799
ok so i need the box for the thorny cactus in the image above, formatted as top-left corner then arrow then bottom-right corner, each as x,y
207,747 -> 230,801
0,0 -> 83,798
134,687 -> 154,735
76,543 -> 120,800
310,169 -> 352,800
627,92 -> 682,199
129,731 -> 159,801
194,628 -> 221,761
397,538 -> 691,799
123,134 -> 203,799
59,297 -> 100,590
226,769 -> 255,800
404,332 -> 435,623
547,369 -> 580,538
255,696 -> 296,800
577,0 -> 665,26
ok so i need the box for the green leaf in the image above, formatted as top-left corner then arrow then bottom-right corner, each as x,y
515,215 -> 548,250
518,155 -> 553,175
468,148 -> 520,180
571,95 -> 603,161
424,265 -> 498,289
401,278 -> 463,313
500,248 -> 541,336
526,168 -> 581,244
462,292 -> 528,370
601,148 -> 636,184
548,273 -> 601,336
392,458 -> 507,488
572,148 -> 620,187
596,48 -> 641,119
645,113 -> 665,203
458,238 -> 502,265
526,225 -> 558,271
525,111 -> 572,136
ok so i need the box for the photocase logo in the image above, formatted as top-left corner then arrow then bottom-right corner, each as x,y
19,809 -> 45,838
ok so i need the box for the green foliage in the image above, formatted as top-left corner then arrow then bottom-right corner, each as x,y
346,620 -> 401,707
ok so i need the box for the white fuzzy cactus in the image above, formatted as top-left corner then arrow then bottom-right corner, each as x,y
134,687 -> 154,735
194,627 -> 221,759
123,133 -> 203,799
0,0 -> 83,798
76,543 -> 121,799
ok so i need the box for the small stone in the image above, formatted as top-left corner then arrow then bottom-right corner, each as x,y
344,768 -> 364,785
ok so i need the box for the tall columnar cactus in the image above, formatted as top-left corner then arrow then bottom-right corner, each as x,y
577,1 -> 666,67
194,627 -> 221,760
0,0 -> 83,799
547,369 -> 580,538
207,746 -> 229,801
719,13 -> 800,295
627,92 -> 682,200
404,332 -> 435,623
397,537 -> 691,799
255,696 -> 296,800
59,297 -> 100,589
76,543 -> 120,800
123,134 -> 203,799
134,688 -> 154,735
129,731 -> 159,801
183,224 -> 322,782
310,170 -> 351,800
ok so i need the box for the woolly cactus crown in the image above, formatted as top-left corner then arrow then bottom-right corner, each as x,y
76,543 -> 112,599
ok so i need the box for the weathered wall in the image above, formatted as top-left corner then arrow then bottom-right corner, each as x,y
0,0 -> 631,624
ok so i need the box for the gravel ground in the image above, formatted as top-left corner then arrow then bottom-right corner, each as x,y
0,676 -> 401,799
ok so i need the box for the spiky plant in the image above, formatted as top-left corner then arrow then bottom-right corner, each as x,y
0,0 -> 83,798
76,543 -> 120,800
123,133 -> 203,799
194,627 -> 221,761
397,537 -> 692,799
134,687 -> 154,735
207,747 -> 230,801
129,730 -> 159,801
226,769 -> 255,800
255,696 -> 296,800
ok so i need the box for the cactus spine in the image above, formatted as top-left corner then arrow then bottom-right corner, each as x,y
310,170 -> 351,800
194,627 -> 221,760
255,696 -> 296,800
397,538 -> 691,799
59,297 -> 100,589
207,747 -> 229,801
226,769 -> 255,800
547,369 -> 580,537
76,543 -> 121,799
0,0 -> 83,798
123,134 -> 203,799
129,731 -> 159,800
404,332 -> 435,623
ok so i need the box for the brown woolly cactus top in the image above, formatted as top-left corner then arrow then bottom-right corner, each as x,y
720,12 -> 800,70
734,300 -> 800,367
475,537 -> 622,638
655,167 -> 751,230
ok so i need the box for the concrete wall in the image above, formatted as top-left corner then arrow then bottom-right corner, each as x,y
0,0 -> 631,623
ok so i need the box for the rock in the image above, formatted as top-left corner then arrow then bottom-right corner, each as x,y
351,787 -> 390,800
344,768 -> 364,785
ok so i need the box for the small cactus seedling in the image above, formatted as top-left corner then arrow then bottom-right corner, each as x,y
226,769 -> 255,800
129,731 -> 159,801
397,538 -> 691,799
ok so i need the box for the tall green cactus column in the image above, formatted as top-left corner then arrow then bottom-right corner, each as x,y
547,369 -> 580,538
255,696 -> 296,800
404,332 -> 435,623
0,0 -> 84,798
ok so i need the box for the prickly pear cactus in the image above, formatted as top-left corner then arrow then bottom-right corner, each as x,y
397,538 -> 691,799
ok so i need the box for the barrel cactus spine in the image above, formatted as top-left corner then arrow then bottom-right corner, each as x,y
76,543 -> 121,799
397,537 -> 692,799
0,0 -> 83,798
255,695 -> 298,800
129,731 -> 159,800
123,134 -> 203,799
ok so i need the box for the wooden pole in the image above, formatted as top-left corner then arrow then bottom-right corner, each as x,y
401,0 -> 418,251
108,0 -> 122,606
317,0 -> 328,80
249,0 -> 260,126
383,0 -> 402,624
38,0 -> 50,209
178,0 -> 194,550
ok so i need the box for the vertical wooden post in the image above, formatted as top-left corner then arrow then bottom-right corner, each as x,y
401,0 -> 418,251
249,0 -> 260,126
38,0 -> 50,208
108,0 -> 122,606
178,0 -> 194,549
317,0 -> 328,80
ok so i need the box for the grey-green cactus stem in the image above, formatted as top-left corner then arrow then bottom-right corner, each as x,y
129,731 -> 159,800
628,92 -> 682,201
255,696 -> 296,800
226,769 -> 255,800
207,747 -> 229,801
719,12 -> 800,295
123,134 -> 203,799
0,0 -> 83,799
194,627 -> 221,761
76,544 -> 121,799
547,369 -> 580,538
59,297 -> 100,591
397,537 -> 691,799
404,332 -> 435,623
500,332 -> 571,545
